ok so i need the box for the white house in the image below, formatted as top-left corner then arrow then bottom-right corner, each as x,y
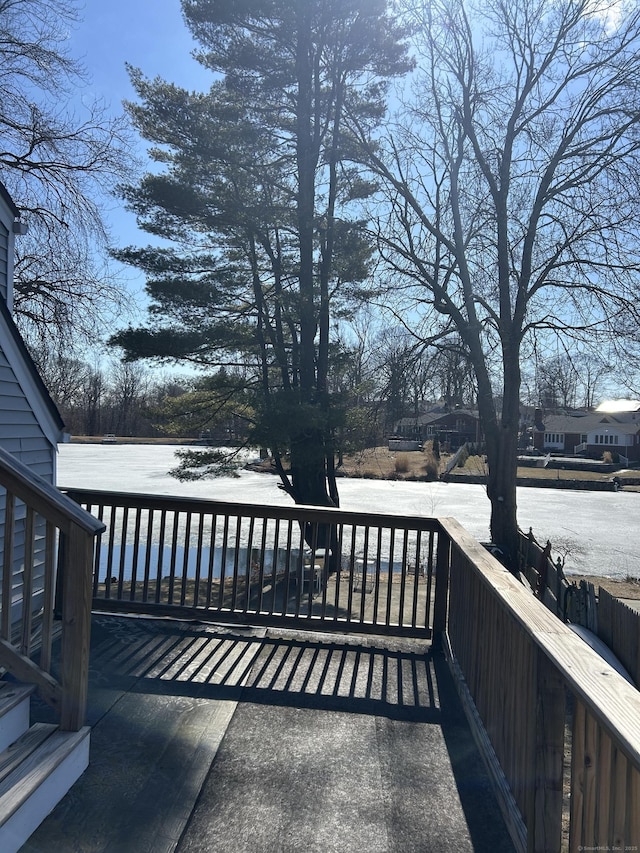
533,408 -> 640,461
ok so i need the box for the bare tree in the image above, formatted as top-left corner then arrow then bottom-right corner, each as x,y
0,0 -> 135,347
353,0 -> 640,565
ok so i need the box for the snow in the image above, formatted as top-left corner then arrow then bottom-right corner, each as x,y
57,443 -> 639,580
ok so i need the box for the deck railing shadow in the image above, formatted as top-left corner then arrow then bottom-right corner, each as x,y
82,616 -> 438,723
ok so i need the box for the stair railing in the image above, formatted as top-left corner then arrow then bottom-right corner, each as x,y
0,447 -> 104,731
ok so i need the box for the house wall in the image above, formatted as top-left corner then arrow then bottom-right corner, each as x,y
0,184 -> 61,632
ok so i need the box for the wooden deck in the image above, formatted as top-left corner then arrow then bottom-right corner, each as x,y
24,614 -> 515,852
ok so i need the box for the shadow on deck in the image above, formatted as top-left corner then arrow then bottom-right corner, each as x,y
24,614 -> 515,853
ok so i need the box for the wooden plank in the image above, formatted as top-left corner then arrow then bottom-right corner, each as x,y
20,506 -> 35,656
1,491 -> 14,641
0,448 -> 104,534
570,699 -> 586,852
38,521 -> 56,673
596,728 -> 613,846
59,525 -> 93,731
61,486 -> 442,535
611,747 -> 627,849
531,648 -> 564,853
432,532 -> 450,647
582,708 -> 598,847
533,631 -> 640,767
0,726 -> 90,822
0,682 -> 34,716
628,764 -> 640,848
0,723 -> 57,783
0,640 -> 60,709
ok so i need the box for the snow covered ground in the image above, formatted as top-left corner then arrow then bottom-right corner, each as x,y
57,443 -> 639,580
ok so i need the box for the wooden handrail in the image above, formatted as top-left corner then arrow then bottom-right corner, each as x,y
0,448 -> 105,731
60,487 -> 441,532
0,447 -> 104,535
438,516 -> 640,851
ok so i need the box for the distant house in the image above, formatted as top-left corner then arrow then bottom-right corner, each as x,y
532,407 -> 640,461
0,181 -> 66,627
395,407 -> 482,449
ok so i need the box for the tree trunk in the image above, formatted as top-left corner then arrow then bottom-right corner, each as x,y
484,344 -> 521,571
485,421 -> 519,567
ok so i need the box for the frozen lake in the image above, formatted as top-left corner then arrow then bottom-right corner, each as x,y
57,443 -> 639,580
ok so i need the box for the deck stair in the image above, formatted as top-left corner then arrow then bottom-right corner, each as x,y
0,680 -> 90,853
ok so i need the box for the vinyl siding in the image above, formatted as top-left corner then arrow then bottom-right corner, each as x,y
0,344 -> 54,626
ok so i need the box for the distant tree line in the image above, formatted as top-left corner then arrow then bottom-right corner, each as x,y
33,330 -> 480,442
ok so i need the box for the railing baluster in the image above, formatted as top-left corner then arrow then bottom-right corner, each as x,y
130,506 -> 142,602
206,513 -> 217,610
398,528 -> 409,628
155,510 -> 167,603
267,518 -> 280,617
193,512 -> 204,608
142,508 -> 154,602
372,525 -> 383,628
20,506 -> 35,656
92,504 -> 104,597
2,491 -> 15,641
346,524 -> 356,624
385,528 -> 396,628
258,517 -> 268,613
180,511 -> 192,606
39,520 -> 56,673
244,515 -> 256,613
219,515 -> 229,609
105,505 -> 117,599
281,521 -> 294,616
231,516 -> 242,610
167,511 -> 179,605
117,506 -> 128,600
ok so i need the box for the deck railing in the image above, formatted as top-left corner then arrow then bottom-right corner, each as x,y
439,517 -> 640,853
61,486 -> 640,850
0,448 -> 104,730
62,489 -> 441,638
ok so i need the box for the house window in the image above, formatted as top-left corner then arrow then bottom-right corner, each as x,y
544,433 -> 563,445
595,433 -> 618,445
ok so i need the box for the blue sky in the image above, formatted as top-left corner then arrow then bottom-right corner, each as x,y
67,1 -> 212,305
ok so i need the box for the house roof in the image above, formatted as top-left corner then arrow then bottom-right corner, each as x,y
0,297 -> 65,437
0,181 -> 19,218
536,413 -> 640,435
396,409 -> 479,429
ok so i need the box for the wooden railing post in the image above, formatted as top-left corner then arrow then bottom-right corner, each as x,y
59,523 -> 94,731
432,527 -> 451,650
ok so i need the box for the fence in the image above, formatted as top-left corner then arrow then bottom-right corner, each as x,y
598,588 -> 640,686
